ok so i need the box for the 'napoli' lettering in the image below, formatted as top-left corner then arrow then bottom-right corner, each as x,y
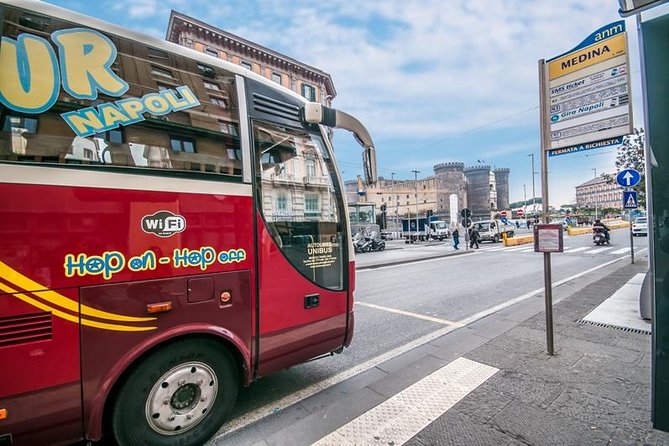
0,28 -> 200,135
61,86 -> 199,137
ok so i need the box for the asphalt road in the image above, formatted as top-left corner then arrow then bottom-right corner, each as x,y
212,228 -> 648,442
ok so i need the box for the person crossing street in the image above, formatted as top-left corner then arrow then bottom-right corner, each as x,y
468,226 -> 480,249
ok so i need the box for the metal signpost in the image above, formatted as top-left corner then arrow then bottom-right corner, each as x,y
461,208 -> 471,252
539,21 -> 633,355
618,168 -> 641,265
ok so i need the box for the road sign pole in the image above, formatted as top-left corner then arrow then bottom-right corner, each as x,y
630,208 -> 635,264
539,58 -> 555,356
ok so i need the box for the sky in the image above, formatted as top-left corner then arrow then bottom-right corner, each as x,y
46,0 -> 646,207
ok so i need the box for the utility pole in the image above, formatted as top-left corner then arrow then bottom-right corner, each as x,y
391,172 -> 397,231
412,170 -> 420,243
529,153 -> 537,220
592,168 -> 598,220
523,184 -> 527,221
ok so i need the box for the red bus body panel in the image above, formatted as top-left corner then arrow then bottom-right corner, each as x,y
1,179 -> 351,443
0,181 -> 256,443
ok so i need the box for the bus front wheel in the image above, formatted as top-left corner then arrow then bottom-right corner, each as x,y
111,338 -> 239,446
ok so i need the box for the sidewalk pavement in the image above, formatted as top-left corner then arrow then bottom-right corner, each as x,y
405,259 -> 667,446
221,257 -> 669,445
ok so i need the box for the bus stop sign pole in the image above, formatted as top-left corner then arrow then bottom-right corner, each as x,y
539,59 -> 555,356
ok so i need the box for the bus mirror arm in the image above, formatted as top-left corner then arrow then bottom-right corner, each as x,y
303,102 -> 377,185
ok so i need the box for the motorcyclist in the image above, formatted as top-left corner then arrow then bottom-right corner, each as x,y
593,219 -> 611,244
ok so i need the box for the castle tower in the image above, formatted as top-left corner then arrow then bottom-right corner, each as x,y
494,168 -> 510,211
434,162 -> 466,221
464,165 -> 493,220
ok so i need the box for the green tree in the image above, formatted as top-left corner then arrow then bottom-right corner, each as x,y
606,128 -> 646,207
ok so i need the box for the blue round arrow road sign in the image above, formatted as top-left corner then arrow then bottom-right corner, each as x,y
616,169 -> 641,188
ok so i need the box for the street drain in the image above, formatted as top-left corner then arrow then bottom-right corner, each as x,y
577,319 -> 651,335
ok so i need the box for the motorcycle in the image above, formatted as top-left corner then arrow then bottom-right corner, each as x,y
368,231 -> 386,251
593,227 -> 609,246
353,232 -> 371,253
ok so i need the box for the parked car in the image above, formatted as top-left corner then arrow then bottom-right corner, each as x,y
632,217 -> 648,236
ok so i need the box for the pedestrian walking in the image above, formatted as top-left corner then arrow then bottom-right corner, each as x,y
469,226 -> 480,249
452,227 -> 460,250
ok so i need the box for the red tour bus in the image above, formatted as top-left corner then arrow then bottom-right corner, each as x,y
0,1 -> 377,444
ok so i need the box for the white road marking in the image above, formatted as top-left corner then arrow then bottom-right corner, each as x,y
505,246 -> 534,252
214,254 -> 631,440
356,302 -> 464,327
586,247 -> 613,254
484,246 -> 508,251
568,247 -> 589,253
611,247 -> 631,254
312,358 -> 498,446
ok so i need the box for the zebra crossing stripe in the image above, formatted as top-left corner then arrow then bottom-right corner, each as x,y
585,247 -> 613,254
611,247 -> 631,254
312,358 -> 498,446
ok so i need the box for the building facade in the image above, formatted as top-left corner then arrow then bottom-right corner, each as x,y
166,11 -> 336,106
575,176 -> 623,210
346,164 -> 510,226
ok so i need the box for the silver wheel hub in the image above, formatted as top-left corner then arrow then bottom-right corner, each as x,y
145,361 -> 218,435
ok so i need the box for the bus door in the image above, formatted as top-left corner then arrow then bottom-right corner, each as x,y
246,82 -> 349,376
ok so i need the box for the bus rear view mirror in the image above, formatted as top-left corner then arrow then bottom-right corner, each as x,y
302,102 -> 377,185
363,146 -> 377,186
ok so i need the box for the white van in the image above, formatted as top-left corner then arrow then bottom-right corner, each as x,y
472,220 -> 515,243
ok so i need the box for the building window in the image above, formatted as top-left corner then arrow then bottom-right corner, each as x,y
271,72 -> 282,84
218,121 -> 238,136
205,48 -> 218,58
301,83 -> 316,101
203,81 -> 221,91
97,128 -> 124,144
210,96 -> 228,108
276,194 -> 288,212
156,83 -> 172,91
148,47 -> 169,60
241,61 -> 252,71
305,158 -> 316,177
3,115 -> 38,133
170,136 -> 195,153
197,63 -> 216,78
305,193 -> 320,216
151,65 -> 175,79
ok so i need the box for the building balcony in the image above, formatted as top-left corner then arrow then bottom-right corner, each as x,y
304,175 -> 329,187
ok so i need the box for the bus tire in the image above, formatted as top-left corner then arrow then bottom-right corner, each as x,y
111,338 -> 239,446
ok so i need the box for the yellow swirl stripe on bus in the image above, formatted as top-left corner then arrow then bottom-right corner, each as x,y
0,260 -> 155,323
0,282 -> 157,332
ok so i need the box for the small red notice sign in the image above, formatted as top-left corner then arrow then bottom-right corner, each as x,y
534,224 -> 564,253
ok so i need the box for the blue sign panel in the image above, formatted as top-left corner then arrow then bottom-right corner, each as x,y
617,169 -> 641,187
548,136 -> 624,157
623,191 -> 639,209
500,217 -> 508,224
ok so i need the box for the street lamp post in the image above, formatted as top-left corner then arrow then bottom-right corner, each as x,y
412,170 -> 420,242
592,168 -> 598,220
529,153 -> 537,220
391,172 -> 397,231
523,184 -> 527,221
